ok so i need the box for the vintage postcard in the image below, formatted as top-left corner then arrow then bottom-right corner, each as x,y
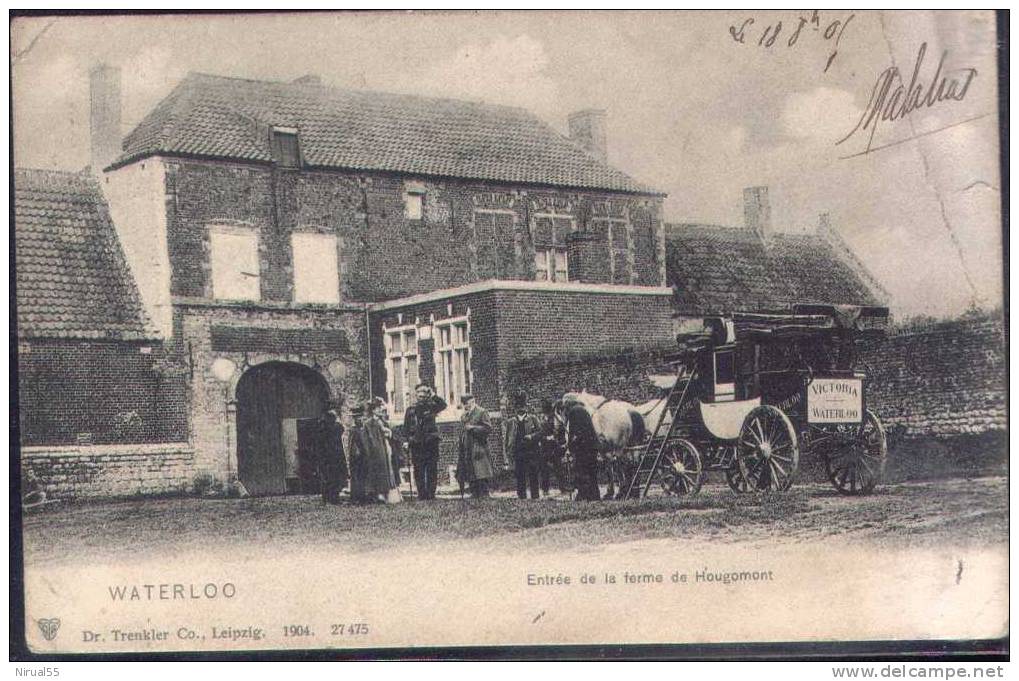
11,10 -> 1006,657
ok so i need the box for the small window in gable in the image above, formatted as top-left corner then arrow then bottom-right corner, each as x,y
209,226 -> 260,301
270,127 -> 300,168
404,181 -> 426,220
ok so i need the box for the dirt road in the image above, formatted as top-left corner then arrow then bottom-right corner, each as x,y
21,476 -> 1006,567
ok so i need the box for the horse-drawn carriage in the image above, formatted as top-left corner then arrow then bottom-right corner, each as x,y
626,304 -> 890,498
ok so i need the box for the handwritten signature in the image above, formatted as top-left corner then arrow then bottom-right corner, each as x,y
836,42 -> 980,159
729,10 -> 854,72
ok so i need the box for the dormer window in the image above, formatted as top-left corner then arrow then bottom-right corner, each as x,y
270,127 -> 300,168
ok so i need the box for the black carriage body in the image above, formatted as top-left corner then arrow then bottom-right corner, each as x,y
628,304 -> 890,498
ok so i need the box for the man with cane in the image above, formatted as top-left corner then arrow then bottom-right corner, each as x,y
402,383 -> 446,501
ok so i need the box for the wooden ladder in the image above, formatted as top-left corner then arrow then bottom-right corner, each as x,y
625,366 -> 697,499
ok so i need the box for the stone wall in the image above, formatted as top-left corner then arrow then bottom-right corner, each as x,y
861,315 -> 1006,437
504,313 -> 1007,446
22,443 -> 194,499
176,301 -> 369,482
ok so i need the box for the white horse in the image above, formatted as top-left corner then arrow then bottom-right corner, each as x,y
557,391 -> 647,499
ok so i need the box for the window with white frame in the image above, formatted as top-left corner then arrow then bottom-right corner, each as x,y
209,226 -> 260,301
385,326 -> 419,415
534,247 -> 569,282
435,318 -> 471,408
291,232 -> 339,304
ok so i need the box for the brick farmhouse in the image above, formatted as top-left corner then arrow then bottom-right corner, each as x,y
16,66 -> 902,499
16,67 -> 677,497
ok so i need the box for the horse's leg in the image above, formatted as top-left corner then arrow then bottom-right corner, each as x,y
601,453 -> 613,500
614,453 -> 628,500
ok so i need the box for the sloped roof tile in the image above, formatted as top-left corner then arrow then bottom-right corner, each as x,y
666,223 -> 881,315
116,72 -> 659,194
14,168 -> 155,340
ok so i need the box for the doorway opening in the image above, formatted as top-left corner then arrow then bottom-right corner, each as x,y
235,362 -> 331,496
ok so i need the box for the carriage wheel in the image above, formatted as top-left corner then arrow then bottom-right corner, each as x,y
658,439 -> 703,496
736,406 -> 799,492
824,410 -> 887,495
716,445 -> 753,493
724,447 -> 755,494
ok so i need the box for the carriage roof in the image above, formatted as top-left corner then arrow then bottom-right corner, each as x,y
671,304 -> 889,360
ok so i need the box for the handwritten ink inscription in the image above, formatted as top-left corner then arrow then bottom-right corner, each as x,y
837,42 -> 979,159
729,10 -> 854,72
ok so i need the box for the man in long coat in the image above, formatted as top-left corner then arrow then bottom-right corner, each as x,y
347,406 -> 369,503
504,391 -> 542,499
349,403 -> 392,504
564,398 -> 601,501
318,409 -> 348,505
457,394 -> 495,498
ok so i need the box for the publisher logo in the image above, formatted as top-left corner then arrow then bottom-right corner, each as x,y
36,618 -> 60,641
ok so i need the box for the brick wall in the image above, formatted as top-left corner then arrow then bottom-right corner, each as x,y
22,443 -> 193,499
492,289 -> 674,369
163,159 -> 665,304
370,286 -> 674,473
861,315 -> 1006,437
505,345 -> 677,414
17,338 -> 188,446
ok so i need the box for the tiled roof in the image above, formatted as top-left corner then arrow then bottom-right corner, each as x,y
15,168 -> 155,340
666,223 -> 882,315
116,72 -> 658,194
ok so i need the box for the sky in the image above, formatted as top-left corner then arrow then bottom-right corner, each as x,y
11,10 -> 1003,317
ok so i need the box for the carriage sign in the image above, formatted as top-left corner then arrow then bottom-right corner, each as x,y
807,378 -> 863,424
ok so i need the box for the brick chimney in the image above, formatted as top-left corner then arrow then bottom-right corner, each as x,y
89,63 -> 122,173
743,186 -> 771,238
568,109 -> 607,162
817,211 -> 832,234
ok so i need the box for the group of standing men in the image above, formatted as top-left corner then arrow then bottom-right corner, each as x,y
316,383 -> 580,504
317,398 -> 403,505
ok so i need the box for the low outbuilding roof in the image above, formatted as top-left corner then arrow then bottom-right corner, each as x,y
666,223 -> 885,315
14,168 -> 155,340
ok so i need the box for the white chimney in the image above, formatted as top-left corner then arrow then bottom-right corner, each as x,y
743,186 -> 771,238
89,63 -> 122,172
568,109 -> 607,162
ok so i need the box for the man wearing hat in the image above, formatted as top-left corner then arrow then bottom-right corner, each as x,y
457,394 -> 495,498
504,391 -> 542,500
402,383 -> 447,501
562,395 -> 602,501
318,408 -> 348,505
346,405 -> 369,503
538,399 -> 570,497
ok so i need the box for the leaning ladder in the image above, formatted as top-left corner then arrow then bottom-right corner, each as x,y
625,366 -> 697,499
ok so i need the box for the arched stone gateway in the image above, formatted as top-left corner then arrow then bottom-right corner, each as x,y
235,362 -> 332,496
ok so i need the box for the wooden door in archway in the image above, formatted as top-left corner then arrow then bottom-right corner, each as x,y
235,362 -> 330,496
